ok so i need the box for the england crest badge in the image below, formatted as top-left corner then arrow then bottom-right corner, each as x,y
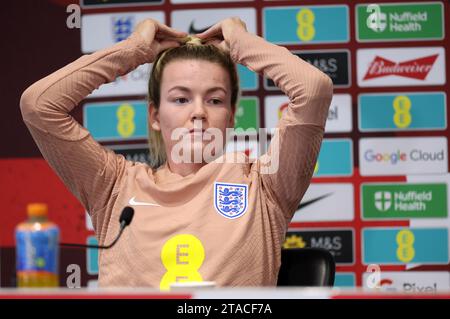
112,16 -> 134,43
214,182 -> 248,219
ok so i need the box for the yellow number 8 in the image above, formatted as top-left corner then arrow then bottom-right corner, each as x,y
297,8 -> 316,42
117,103 -> 136,137
393,96 -> 412,129
396,229 -> 415,263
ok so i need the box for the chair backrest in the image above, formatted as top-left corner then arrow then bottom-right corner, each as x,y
277,248 -> 335,287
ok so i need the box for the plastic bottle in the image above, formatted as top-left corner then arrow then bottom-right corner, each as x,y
15,203 -> 60,287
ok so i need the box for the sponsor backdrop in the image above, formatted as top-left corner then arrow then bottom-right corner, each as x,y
0,0 -> 449,292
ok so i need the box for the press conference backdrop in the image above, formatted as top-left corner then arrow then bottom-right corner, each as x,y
1,0 -> 449,291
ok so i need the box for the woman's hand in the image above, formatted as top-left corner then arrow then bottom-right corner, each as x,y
130,19 -> 188,57
194,17 -> 248,54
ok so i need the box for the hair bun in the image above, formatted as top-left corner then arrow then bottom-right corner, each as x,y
184,35 -> 203,46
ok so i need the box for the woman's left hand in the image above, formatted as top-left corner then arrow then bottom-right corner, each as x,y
194,17 -> 248,54
131,19 -> 188,58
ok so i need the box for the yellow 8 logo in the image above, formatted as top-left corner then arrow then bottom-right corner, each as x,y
396,229 -> 415,263
296,8 -> 316,42
393,95 -> 412,129
159,234 -> 205,291
116,103 -> 136,137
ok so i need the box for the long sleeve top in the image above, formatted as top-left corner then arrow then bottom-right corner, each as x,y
20,28 -> 333,289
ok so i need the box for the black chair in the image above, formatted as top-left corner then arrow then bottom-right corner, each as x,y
277,248 -> 335,287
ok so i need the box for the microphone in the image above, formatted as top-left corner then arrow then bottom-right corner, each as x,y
60,206 -> 134,249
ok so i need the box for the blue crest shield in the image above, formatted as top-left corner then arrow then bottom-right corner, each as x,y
214,182 -> 248,219
112,16 -> 134,43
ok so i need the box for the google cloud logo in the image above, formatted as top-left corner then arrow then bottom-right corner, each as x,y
364,149 -> 445,164
364,150 -> 407,165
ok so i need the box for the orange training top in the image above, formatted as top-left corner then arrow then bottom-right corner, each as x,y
20,28 -> 333,289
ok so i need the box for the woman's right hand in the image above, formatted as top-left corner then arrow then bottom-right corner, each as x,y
194,17 -> 248,54
130,19 -> 188,57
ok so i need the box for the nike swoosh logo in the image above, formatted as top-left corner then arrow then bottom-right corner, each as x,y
128,196 -> 161,207
188,21 -> 212,34
297,193 -> 333,210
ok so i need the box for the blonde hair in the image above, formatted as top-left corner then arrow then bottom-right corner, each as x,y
147,36 -> 240,169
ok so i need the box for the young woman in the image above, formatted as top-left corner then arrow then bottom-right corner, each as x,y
20,17 -> 333,289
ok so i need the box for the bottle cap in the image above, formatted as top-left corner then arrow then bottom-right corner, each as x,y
27,203 -> 48,218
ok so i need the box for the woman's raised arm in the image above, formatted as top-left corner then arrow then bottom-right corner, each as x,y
197,18 -> 333,225
19,19 -> 186,236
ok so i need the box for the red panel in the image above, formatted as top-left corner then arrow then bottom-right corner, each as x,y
0,159 -> 92,247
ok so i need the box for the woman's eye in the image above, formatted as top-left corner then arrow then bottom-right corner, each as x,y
210,99 -> 223,105
174,97 -> 188,104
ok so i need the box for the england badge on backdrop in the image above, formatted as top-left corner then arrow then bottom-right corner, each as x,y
214,182 -> 248,219
112,16 -> 135,43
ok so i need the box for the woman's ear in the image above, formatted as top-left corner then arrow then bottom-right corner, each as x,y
149,102 -> 161,131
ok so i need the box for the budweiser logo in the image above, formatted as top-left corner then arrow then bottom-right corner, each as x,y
363,54 -> 438,80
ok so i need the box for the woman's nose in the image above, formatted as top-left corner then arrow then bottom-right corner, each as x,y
191,100 -> 207,120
